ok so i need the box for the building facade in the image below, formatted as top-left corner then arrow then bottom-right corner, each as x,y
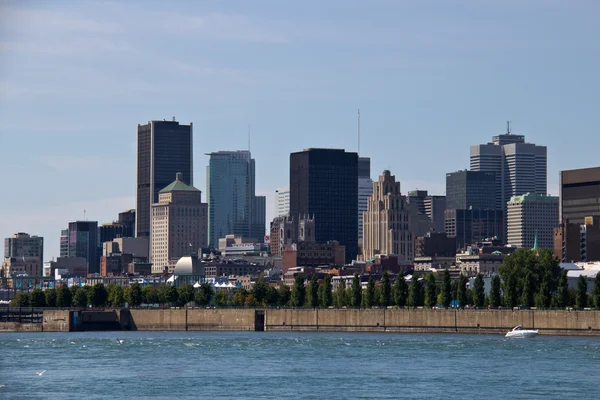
407,190 -> 446,233
275,187 -> 290,217
415,232 -> 456,257
207,150 -> 266,248
358,157 -> 373,241
136,120 -> 193,238
4,233 -> 44,261
362,170 -> 413,261
446,170 -> 497,210
66,221 -> 99,274
445,209 -> 504,250
290,148 -> 358,262
554,216 -> 600,262
506,193 -> 558,249
560,167 -> 600,224
470,131 -> 547,211
150,173 -> 208,273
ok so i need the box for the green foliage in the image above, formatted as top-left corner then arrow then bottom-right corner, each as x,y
473,274 -> 485,307
244,294 -> 258,307
73,287 -> 88,307
594,272 -> 600,309
158,284 -> 178,305
126,283 -> 143,307
535,280 -> 552,309
335,278 -> 347,307
424,273 -> 437,308
178,284 -> 195,306
392,274 -> 408,307
89,283 -> 108,307
291,274 -> 306,307
214,289 -> 228,306
576,275 -> 588,308
233,288 -> 248,306
364,276 -> 375,308
252,275 -> 269,305
451,280 -> 458,303
503,273 -> 518,308
374,286 -> 383,307
29,288 -> 46,307
306,275 -> 319,307
489,275 -> 502,308
142,285 -> 159,304
45,289 -> 57,308
351,273 -> 362,308
107,285 -> 125,308
521,272 -> 535,307
380,271 -> 392,307
554,270 -> 569,308
56,286 -> 72,308
70,286 -> 80,306
265,285 -> 279,306
456,275 -> 468,307
408,277 -> 423,308
441,269 -> 451,307
10,292 -> 30,307
195,283 -> 214,306
277,285 -> 291,306
318,276 -> 333,307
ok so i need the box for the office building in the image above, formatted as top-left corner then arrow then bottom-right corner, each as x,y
554,216 -> 600,262
446,170 -> 497,210
362,170 -> 413,261
415,232 -> 456,257
150,173 -> 208,273
275,187 -> 290,217
560,167 -> 600,224
207,150 -> 266,248
445,209 -> 504,250
407,190 -> 446,233
60,229 -> 68,258
470,130 -> 547,210
1,257 -> 43,277
506,193 -> 558,249
136,120 -> 193,238
4,233 -> 44,261
66,221 -> 99,274
358,157 -> 373,241
290,148 -> 358,261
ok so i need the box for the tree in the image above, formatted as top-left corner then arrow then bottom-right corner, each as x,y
56,286 -> 72,308
73,287 -> 88,307
28,288 -> 46,307
521,272 -> 535,307
335,278 -> 347,307
89,283 -> 108,308
489,275 -> 502,308
45,289 -> 57,308
252,275 -> 269,305
424,273 -> 437,308
291,274 -> 306,307
351,273 -> 362,308
70,286 -> 81,306
157,284 -> 178,305
306,275 -> 319,307
594,272 -> 600,309
576,275 -> 588,308
555,270 -> 569,308
244,294 -> 258,307
380,271 -> 392,307
126,283 -> 143,307
408,277 -> 422,308
473,274 -> 485,307
10,292 -> 30,307
264,286 -> 279,306
108,285 -> 124,308
214,289 -> 228,306
456,274 -> 468,307
278,285 -> 291,306
536,278 -> 552,309
142,285 -> 159,304
503,273 -> 518,308
393,274 -> 408,307
178,284 -> 195,306
364,276 -> 375,308
233,288 -> 248,306
323,275 -> 333,307
441,269 -> 452,308
195,283 -> 214,306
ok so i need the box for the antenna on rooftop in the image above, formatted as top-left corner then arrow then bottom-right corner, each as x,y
84,209 -> 87,221
173,116 -> 176,122
248,124 -> 251,152
357,109 -> 361,155
507,120 -> 511,134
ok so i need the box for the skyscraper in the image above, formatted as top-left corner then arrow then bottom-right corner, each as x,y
506,193 -> 558,249
363,170 -> 413,261
446,170 -> 497,210
358,157 -> 373,241
136,120 -> 193,238
470,130 -> 547,210
275,187 -> 290,217
559,166 -> 600,224
67,221 -> 99,274
207,150 -> 265,247
290,148 -> 358,261
4,233 -> 44,260
407,190 -> 446,233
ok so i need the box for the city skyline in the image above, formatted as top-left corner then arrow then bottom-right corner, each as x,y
2,0 -> 599,261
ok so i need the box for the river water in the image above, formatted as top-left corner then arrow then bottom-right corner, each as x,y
0,331 -> 599,399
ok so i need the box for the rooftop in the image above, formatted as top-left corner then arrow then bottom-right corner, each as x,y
159,173 -> 200,193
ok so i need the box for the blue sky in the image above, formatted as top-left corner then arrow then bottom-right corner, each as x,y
1,0 -> 599,261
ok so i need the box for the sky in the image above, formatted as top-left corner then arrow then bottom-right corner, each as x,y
1,0 -> 599,261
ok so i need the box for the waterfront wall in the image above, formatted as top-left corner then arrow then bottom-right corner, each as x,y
124,309 -> 256,331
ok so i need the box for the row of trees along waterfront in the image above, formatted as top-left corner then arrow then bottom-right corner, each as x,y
8,250 -> 599,309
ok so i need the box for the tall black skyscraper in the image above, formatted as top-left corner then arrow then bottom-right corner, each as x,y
67,221 -> 99,274
136,120 -> 193,238
446,170 -> 497,210
290,148 -> 358,261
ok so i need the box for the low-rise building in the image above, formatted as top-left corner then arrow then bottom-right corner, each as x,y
282,241 -> 345,275
43,257 -> 88,277
415,232 -> 456,257
2,256 -> 43,277
413,256 -> 455,272
455,251 -> 505,277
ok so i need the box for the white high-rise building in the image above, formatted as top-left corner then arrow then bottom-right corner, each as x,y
507,193 -> 558,249
275,187 -> 290,217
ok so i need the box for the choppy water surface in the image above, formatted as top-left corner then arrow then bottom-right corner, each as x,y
1,331 -> 599,399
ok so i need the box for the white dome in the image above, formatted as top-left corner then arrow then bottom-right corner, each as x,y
173,256 -> 204,276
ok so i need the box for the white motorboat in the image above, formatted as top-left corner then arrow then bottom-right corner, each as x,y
505,325 -> 538,338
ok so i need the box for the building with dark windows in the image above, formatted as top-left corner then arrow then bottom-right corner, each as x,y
4,233 -> 44,261
554,216 -> 600,262
66,221 -> 99,274
559,167 -> 600,225
445,209 -> 504,250
290,148 -> 358,262
415,232 -> 456,257
407,190 -> 446,233
358,157 -> 373,241
446,170 -> 497,210
136,120 -> 193,238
